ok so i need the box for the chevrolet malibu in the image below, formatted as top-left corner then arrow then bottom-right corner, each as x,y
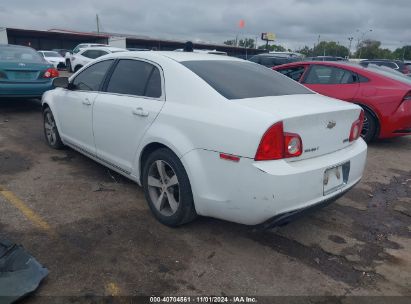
42,52 -> 367,227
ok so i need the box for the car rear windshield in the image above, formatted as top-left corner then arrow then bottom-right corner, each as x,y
367,65 -> 411,85
181,60 -> 312,100
43,51 -> 62,58
0,46 -> 44,62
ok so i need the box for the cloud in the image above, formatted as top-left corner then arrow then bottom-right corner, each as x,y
1,0 -> 409,50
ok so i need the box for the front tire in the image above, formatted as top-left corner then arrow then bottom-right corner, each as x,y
361,109 -> 377,143
142,148 -> 197,227
66,60 -> 72,72
43,107 -> 64,149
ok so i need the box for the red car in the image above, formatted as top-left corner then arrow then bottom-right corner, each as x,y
273,61 -> 411,142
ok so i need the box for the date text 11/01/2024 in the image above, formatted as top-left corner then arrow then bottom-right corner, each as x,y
149,296 -> 258,303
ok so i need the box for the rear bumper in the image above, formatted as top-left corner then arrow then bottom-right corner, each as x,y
0,81 -> 53,98
181,139 -> 367,225
256,180 -> 359,229
380,100 -> 411,138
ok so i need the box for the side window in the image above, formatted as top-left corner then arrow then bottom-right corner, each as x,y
249,56 -> 260,64
358,74 -> 369,83
381,62 -> 397,69
145,67 -> 162,98
81,50 -> 105,59
304,65 -> 357,84
260,57 -> 278,67
72,60 -> 113,91
278,66 -> 306,81
106,59 -> 162,98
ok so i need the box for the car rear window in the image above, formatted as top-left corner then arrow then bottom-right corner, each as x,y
181,60 -> 313,100
367,66 -> 411,85
0,46 -> 44,62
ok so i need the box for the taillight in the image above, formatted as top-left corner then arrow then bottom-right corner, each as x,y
349,110 -> 364,142
255,122 -> 303,161
43,68 -> 59,78
284,133 -> 303,158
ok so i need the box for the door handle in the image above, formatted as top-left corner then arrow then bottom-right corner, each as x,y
132,107 -> 149,117
82,98 -> 92,106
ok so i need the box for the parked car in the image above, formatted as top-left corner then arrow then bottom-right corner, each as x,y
67,46 -> 127,72
0,44 -> 58,98
127,48 -> 150,51
273,61 -> 411,142
42,52 -> 367,227
38,51 -> 66,70
249,53 -> 301,67
51,49 -> 71,57
360,59 -> 411,76
307,56 -> 347,62
65,43 -> 108,71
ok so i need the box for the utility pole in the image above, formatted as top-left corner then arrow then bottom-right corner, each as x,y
348,37 -> 354,58
96,14 -> 100,34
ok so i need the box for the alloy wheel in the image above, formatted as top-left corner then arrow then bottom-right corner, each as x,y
361,115 -> 369,138
147,160 -> 180,216
44,112 -> 57,146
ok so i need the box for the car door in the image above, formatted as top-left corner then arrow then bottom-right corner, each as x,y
301,64 -> 360,101
92,59 -> 165,174
56,59 -> 114,155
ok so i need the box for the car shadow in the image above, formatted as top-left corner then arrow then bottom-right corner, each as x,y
0,98 -> 42,114
367,136 -> 411,150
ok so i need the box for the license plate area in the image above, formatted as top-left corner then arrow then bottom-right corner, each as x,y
12,71 -> 37,80
323,161 -> 350,195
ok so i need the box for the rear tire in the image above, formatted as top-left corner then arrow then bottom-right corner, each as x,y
142,148 -> 197,227
361,108 -> 377,143
43,107 -> 64,149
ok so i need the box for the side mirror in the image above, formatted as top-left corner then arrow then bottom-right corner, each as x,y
52,77 -> 69,89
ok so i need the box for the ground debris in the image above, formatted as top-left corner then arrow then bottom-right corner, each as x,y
92,183 -> 115,192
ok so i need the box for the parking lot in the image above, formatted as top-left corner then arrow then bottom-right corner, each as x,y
0,94 -> 410,301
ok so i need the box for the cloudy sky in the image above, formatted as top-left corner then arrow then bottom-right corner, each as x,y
1,0 -> 410,50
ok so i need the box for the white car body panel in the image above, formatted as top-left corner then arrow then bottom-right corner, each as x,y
69,46 -> 128,72
38,51 -> 66,69
42,51 -> 368,226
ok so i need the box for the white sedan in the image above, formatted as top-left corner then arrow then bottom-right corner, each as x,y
42,52 -> 367,227
38,51 -> 66,69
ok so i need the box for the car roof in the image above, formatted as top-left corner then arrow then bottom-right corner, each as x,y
102,51 -> 244,62
274,60 -> 373,72
0,43 -> 33,49
80,46 -> 128,52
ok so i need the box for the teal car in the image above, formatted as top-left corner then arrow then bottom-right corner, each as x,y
0,44 -> 59,98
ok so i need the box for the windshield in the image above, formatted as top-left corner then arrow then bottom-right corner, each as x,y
0,46 -> 44,63
367,65 -> 411,85
42,51 -> 62,58
182,60 -> 313,100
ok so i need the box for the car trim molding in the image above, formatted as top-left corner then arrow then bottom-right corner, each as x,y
63,139 -> 132,176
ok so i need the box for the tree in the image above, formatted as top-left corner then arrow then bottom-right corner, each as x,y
238,38 -> 255,48
258,44 -> 286,52
355,39 -> 394,59
223,39 -> 236,46
313,41 -> 349,57
296,46 -> 311,56
392,46 -> 411,60
224,38 -> 255,48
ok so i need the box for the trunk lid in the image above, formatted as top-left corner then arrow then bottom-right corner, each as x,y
235,94 -> 362,161
0,61 -> 51,83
